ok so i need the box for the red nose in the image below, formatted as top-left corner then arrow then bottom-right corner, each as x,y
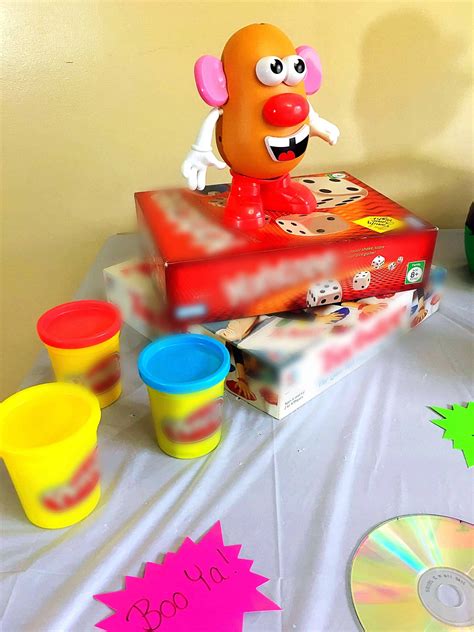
262,93 -> 309,127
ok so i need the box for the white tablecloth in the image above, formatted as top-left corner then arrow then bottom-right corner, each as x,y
1,229 -> 473,631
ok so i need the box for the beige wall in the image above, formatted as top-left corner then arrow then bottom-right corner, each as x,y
1,1 -> 473,397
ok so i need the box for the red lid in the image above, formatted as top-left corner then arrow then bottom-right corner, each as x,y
37,300 -> 122,349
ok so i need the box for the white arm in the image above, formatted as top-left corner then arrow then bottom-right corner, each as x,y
181,108 -> 226,191
308,104 -> 340,146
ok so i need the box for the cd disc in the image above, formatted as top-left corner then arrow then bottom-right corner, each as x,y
350,514 -> 474,630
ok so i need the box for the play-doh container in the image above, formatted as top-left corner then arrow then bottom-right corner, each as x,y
138,334 -> 230,458
0,383 -> 101,529
37,300 -> 122,408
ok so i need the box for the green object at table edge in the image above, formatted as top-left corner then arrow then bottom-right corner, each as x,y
429,403 -> 474,468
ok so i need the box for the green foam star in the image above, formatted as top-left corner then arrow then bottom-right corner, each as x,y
430,402 -> 474,467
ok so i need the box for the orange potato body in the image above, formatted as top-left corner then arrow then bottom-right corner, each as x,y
216,24 -> 309,180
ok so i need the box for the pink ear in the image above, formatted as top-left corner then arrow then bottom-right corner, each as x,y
194,55 -> 228,107
296,45 -> 322,95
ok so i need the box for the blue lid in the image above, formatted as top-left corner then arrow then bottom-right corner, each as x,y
138,334 -> 230,394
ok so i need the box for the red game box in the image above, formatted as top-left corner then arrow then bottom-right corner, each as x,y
136,172 -> 438,324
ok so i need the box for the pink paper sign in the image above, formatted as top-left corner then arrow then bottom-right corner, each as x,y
94,521 -> 280,631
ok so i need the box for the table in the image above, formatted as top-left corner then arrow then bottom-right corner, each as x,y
1,230 -> 473,631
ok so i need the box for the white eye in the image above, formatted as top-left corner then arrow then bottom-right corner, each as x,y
283,55 -> 307,86
255,56 -> 286,86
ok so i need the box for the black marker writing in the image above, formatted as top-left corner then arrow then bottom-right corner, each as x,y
210,566 -> 228,584
126,598 -> 161,631
126,592 -> 188,631
217,547 -> 230,564
184,564 -> 211,592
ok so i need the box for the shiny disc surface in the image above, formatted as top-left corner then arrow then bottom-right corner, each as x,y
350,515 -> 474,631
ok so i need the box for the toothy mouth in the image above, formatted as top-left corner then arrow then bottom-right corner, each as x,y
265,125 -> 309,162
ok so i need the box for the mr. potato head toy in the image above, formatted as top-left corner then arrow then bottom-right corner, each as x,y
182,23 -> 340,231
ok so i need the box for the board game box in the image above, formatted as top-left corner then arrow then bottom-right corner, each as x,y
136,172 -> 438,325
104,259 -> 168,339
194,266 -> 446,419
104,259 -> 446,420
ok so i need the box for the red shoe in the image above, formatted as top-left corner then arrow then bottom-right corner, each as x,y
223,172 -> 266,231
261,174 -> 317,214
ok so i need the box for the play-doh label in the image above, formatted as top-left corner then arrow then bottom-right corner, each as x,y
162,398 -> 223,444
68,352 -> 121,395
354,215 -> 404,233
42,448 -> 99,512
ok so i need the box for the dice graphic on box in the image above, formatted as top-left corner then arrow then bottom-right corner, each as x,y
352,271 -> 371,290
371,255 -> 385,269
306,280 -> 343,307
293,175 -> 369,209
275,212 -> 350,237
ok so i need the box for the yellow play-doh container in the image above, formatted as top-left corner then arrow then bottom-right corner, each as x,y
138,334 -> 230,459
0,383 -> 101,529
37,300 -> 122,408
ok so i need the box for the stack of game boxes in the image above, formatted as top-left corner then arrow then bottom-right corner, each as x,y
106,172 -> 443,419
